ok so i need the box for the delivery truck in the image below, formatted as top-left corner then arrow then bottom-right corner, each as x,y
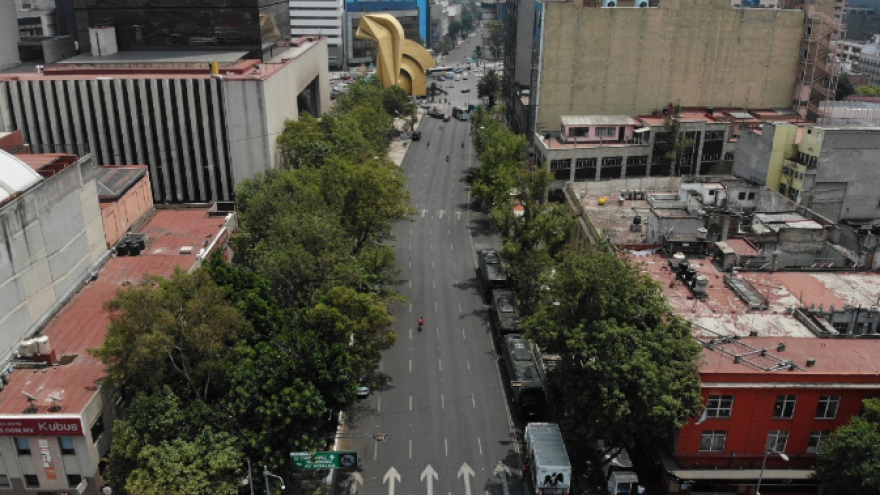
523,423 -> 572,495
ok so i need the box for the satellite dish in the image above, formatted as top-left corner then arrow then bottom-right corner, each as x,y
22,391 -> 36,401
48,394 -> 61,402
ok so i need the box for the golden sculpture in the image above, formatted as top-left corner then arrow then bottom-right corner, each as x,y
355,14 -> 436,96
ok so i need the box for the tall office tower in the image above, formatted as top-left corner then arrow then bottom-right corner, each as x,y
290,0 -> 346,69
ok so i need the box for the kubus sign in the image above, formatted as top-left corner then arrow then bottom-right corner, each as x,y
0,416 -> 85,436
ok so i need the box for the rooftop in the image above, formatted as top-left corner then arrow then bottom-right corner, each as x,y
579,194 -> 655,247
96,166 -> 148,200
58,50 -> 250,65
561,115 -> 638,126
0,208 -> 228,417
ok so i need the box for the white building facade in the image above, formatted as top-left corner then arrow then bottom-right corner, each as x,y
290,0 -> 345,69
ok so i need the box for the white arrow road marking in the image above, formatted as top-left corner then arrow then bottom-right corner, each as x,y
383,467 -> 401,495
438,210 -> 445,219
456,211 -> 463,220
350,472 -> 364,495
420,209 -> 428,217
421,465 -> 439,495
458,463 -> 476,495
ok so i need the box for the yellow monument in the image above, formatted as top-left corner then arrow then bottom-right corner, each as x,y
355,14 -> 436,96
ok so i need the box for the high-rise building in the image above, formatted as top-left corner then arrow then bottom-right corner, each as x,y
60,0 -> 290,62
290,0 -> 346,69
344,2 -> 421,68
507,0 -> 842,136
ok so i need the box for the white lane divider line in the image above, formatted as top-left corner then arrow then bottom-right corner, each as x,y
409,395 -> 413,411
439,358 -> 442,372
472,394 -> 476,408
478,437 -> 482,455
467,358 -> 470,370
409,359 -> 412,372
442,394 -> 445,409
378,397 -> 382,413
445,439 -> 448,456
409,439 -> 412,459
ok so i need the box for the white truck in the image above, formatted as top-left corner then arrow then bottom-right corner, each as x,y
598,441 -> 639,495
523,423 -> 572,495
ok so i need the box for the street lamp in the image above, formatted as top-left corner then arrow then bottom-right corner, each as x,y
755,449 -> 789,495
263,465 -> 286,495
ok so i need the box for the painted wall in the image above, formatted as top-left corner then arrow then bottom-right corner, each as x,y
536,0 -> 812,129
100,169 -> 154,248
676,384 -> 878,470
806,127 -> 880,222
0,155 -> 106,365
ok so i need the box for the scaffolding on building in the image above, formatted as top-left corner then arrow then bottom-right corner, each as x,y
794,6 -> 845,120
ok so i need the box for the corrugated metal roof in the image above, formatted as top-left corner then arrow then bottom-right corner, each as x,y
561,115 -> 638,126
0,150 -> 43,204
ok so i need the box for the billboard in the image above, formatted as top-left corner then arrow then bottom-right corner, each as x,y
0,416 -> 85,436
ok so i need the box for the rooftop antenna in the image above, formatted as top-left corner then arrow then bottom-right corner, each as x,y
22,391 -> 38,413
48,393 -> 62,412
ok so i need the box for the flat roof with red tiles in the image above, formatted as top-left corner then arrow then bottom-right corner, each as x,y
699,337 -> 880,381
0,208 -> 227,416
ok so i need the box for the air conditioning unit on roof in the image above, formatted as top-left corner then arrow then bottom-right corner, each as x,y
635,0 -> 649,6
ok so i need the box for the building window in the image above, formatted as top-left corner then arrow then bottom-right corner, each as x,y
15,437 -> 30,455
766,430 -> 789,453
67,474 -> 83,488
724,152 -> 735,160
571,127 -> 589,137
699,431 -> 727,452
595,126 -> 616,137
807,431 -> 831,453
816,396 -> 841,419
738,192 -> 746,200
774,395 -> 797,418
550,159 -> 571,170
0,475 -> 9,488
91,415 -> 105,442
626,156 -> 648,166
706,395 -> 734,418
779,184 -> 788,195
601,156 -> 623,167
24,475 -> 39,488
748,192 -> 755,200
705,130 -> 725,140
575,158 -> 597,168
59,437 -> 75,455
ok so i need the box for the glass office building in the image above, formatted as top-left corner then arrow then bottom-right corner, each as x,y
69,0 -> 290,61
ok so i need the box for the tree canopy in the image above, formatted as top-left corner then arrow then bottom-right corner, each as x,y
521,250 -> 704,459
95,77 -> 412,495
477,69 -> 501,109
814,397 -> 880,495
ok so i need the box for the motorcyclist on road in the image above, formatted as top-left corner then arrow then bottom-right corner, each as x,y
446,154 -> 450,161
427,141 -> 430,148
418,317 -> 424,331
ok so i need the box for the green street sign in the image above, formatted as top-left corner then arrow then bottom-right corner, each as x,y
290,451 -> 359,470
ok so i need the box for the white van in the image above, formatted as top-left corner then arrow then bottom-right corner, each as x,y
455,75 -> 461,81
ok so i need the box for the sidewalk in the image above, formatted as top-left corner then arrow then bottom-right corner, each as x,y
387,108 -> 425,166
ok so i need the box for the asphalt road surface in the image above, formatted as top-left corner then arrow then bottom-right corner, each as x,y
336,27 -> 528,495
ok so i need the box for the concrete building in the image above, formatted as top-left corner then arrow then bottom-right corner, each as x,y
508,0 -> 840,135
733,122 -> 880,223
347,0 -> 430,46
1,1 -> 22,70
534,108 -> 807,192
0,205 -> 232,495
15,0 -> 57,38
0,39 -> 330,204
858,34 -> 880,85
344,2 -> 421,68
62,0 -> 290,62
292,0 -> 346,69
0,145 -> 107,374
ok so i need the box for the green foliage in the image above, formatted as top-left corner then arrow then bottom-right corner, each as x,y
470,107 -> 527,208
93,268 -> 251,402
521,250 -> 704,458
814,398 -> 880,495
486,21 -> 504,60
836,73 -> 856,101
657,103 -> 694,177
856,85 -> 880,96
449,20 -> 463,41
477,69 -> 501,108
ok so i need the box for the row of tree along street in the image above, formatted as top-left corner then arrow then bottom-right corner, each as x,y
469,106 -> 880,495
90,78 -> 415,495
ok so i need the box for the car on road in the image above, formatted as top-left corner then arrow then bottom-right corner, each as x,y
461,88 -> 471,93
412,131 -> 422,141
453,67 -> 465,73
443,114 -> 451,122
463,75 -> 468,80
356,384 -> 370,398
447,83 -> 455,88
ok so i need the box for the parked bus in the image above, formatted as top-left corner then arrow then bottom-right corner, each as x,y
501,334 -> 546,418
489,288 -> 520,337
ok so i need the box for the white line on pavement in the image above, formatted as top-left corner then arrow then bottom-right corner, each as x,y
478,437 -> 482,455
442,394 -> 445,409
409,396 -> 412,411
472,394 -> 476,408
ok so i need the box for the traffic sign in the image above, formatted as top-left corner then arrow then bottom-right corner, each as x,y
291,451 -> 360,470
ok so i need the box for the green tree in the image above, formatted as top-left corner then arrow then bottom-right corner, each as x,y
448,21 -> 463,42
521,250 -> 704,461
657,103 -> 694,177
486,21 -> 504,60
92,268 -> 250,402
461,10 -> 475,34
836,73 -> 856,100
477,69 -> 501,108
856,85 -> 880,96
814,397 -> 880,495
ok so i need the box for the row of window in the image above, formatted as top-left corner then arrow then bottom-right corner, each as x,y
700,429 -> 831,453
15,436 -> 76,456
568,126 -> 618,138
550,156 -> 651,169
781,166 -> 805,180
0,473 -> 83,489
706,394 -> 840,419
778,183 -> 800,201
